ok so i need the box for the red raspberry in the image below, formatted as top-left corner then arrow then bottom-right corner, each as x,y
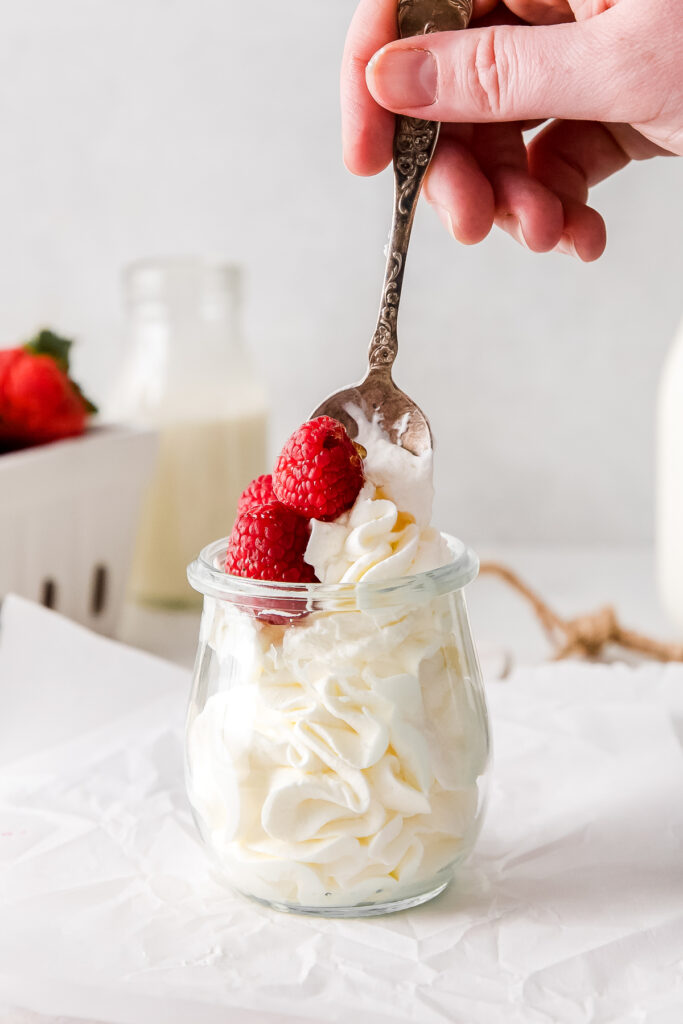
236,474 -> 275,519
273,416 -> 364,522
225,501 -> 317,584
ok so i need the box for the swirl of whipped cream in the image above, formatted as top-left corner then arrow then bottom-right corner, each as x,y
306,483 -> 451,584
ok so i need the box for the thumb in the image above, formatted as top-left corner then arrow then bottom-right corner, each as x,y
365,16 -> 633,124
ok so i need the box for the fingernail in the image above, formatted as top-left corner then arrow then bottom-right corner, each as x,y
500,215 -> 530,250
367,47 -> 438,108
432,204 -> 458,241
555,233 -> 580,259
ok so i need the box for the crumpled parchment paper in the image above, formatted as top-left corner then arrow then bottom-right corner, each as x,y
1,594 -> 682,1024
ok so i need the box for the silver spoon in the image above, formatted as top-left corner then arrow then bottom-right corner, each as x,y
314,0 -> 473,456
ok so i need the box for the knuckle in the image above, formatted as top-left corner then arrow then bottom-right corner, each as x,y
469,29 -> 516,118
346,53 -> 370,83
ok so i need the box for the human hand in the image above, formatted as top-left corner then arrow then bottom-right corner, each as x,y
342,0 -> 682,260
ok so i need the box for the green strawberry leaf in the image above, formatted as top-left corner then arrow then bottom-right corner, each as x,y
24,329 -> 73,372
70,379 -> 98,415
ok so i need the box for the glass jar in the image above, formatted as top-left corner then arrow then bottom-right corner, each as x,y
108,258 -> 268,608
185,535 -> 491,917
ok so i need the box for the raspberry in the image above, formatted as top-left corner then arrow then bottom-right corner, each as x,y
273,416 -> 364,522
225,501 -> 317,584
236,474 -> 275,519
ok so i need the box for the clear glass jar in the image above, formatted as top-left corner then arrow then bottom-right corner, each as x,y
108,258 -> 268,608
185,536 -> 491,918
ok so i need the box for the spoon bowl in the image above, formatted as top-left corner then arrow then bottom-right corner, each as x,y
312,369 -> 431,456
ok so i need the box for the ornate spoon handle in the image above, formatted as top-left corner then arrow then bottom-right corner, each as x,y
369,0 -> 473,372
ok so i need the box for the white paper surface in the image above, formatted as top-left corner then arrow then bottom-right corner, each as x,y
1,594 -> 683,1024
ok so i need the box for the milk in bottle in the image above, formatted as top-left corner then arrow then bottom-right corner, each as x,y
110,259 -> 268,607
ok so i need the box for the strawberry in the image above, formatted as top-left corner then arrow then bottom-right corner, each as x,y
273,416 -> 364,522
0,330 -> 96,452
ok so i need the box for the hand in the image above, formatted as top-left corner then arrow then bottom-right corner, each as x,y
341,0 -> 682,260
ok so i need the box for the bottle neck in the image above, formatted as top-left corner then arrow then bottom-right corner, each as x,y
127,258 -> 242,349
115,259 -> 264,422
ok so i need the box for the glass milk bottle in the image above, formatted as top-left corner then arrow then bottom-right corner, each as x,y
111,258 -> 268,607
657,313 -> 683,633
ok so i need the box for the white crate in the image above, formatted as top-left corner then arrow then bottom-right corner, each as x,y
0,425 -> 157,636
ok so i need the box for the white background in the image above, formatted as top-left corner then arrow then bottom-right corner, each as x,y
0,0 -> 681,542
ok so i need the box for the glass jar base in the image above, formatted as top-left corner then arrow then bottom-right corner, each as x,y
244,879 -> 451,918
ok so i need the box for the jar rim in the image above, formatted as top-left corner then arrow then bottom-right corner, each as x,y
187,533 -> 479,605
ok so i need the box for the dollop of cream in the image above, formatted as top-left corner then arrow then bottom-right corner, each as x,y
353,407 -> 436,525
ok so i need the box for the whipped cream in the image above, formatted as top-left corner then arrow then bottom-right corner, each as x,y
186,412 -> 487,909
353,407 -> 435,524
306,410 -> 452,584
188,597 -> 487,908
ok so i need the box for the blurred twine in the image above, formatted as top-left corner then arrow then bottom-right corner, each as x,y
479,562 -> 683,663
